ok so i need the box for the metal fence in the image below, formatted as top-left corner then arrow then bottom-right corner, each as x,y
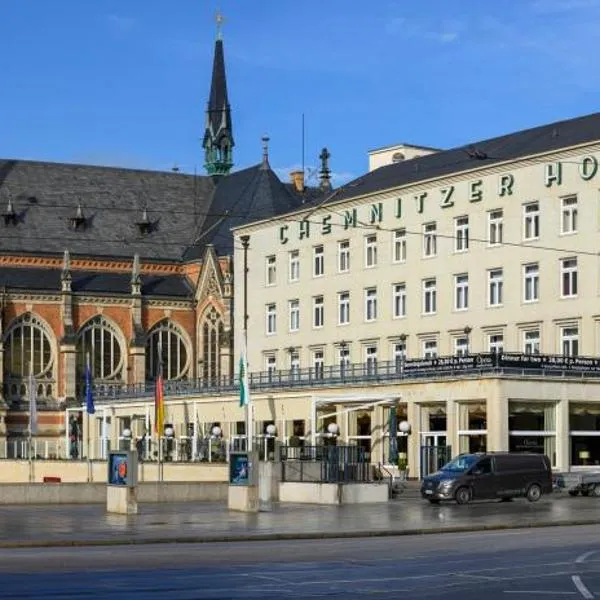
81,352 -> 600,404
280,445 -> 372,484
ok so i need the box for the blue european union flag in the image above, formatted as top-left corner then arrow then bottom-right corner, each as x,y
85,362 -> 95,415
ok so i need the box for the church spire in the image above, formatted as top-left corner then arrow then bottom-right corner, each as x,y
202,12 -> 234,176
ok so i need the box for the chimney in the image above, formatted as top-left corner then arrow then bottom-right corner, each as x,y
289,170 -> 305,193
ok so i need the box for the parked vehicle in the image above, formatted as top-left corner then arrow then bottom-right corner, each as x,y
420,452 -> 552,505
554,471 -> 600,497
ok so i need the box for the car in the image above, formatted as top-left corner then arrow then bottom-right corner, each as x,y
420,452 -> 553,505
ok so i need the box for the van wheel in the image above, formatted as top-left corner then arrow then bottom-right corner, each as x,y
592,485 -> 600,498
455,486 -> 471,505
526,484 -> 542,503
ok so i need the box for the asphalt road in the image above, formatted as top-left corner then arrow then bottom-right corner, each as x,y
2,524 -> 600,599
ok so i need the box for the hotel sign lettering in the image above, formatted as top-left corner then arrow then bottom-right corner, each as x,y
279,156 -> 599,244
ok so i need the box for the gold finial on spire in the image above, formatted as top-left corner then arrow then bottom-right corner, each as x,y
216,10 -> 225,40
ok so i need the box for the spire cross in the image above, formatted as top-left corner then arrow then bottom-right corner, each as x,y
216,10 -> 225,40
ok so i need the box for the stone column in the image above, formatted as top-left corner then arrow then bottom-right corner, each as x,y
129,346 -> 146,386
446,397 -> 458,457
486,379 -> 509,452
407,401 -> 420,478
555,384 -> 570,472
61,343 -> 77,403
371,402 -> 385,464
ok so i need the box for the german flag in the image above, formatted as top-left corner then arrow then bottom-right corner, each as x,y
154,338 -> 165,435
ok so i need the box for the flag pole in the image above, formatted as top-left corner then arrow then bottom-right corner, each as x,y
240,235 -> 251,455
27,363 -> 35,483
86,352 -> 91,482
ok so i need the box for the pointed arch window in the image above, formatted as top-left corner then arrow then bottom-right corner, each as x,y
77,316 -> 125,383
146,320 -> 190,381
201,307 -> 224,383
3,313 -> 55,400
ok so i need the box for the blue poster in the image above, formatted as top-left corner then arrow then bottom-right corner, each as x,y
229,452 -> 249,485
108,452 -> 129,486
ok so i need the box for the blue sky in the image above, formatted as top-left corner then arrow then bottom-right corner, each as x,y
2,0 -> 599,186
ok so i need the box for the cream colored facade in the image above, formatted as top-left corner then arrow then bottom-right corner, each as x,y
368,143 -> 439,171
231,134 -> 600,475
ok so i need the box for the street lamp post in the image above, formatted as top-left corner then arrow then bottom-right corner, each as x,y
240,235 -> 251,452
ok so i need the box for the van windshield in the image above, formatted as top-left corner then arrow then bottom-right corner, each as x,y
440,454 -> 481,473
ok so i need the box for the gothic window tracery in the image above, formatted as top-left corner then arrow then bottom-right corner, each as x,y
201,307 -> 224,383
145,320 -> 190,381
3,312 -> 55,400
76,316 -> 125,383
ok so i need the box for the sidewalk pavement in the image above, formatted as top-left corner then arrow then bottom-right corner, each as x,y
0,491 -> 598,548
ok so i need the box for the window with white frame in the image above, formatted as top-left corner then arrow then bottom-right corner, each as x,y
365,234 -> 377,268
488,209 -> 503,245
523,202 -> 540,240
77,315 -> 124,382
561,257 -> 578,297
338,240 -> 350,272
393,283 -> 406,318
423,222 -> 437,257
393,229 -> 406,262
455,274 -> 469,311
312,349 -> 324,378
338,291 -> 350,325
265,255 -> 276,286
423,278 -> 437,314
265,355 -> 277,378
365,345 -> 378,374
488,334 -> 504,354
488,268 -> 503,306
561,196 -> 578,234
313,296 -> 324,328
289,299 -> 300,332
423,339 -> 438,359
266,304 -> 277,334
289,351 -> 300,376
393,341 -> 406,371
455,337 -> 469,357
365,287 -> 377,321
561,326 -> 579,356
289,250 -> 300,282
455,216 -> 469,252
524,330 -> 541,354
338,345 -> 350,369
313,245 -> 324,277
523,263 -> 539,302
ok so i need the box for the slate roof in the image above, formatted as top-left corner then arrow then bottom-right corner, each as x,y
0,266 -> 193,297
329,112 -> 600,205
184,164 -> 305,259
0,159 -> 215,261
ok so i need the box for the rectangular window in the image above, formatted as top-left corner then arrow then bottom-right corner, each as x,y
523,263 -> 539,302
393,341 -> 406,371
338,291 -> 350,325
313,245 -> 324,277
313,296 -> 324,328
561,257 -> 578,297
338,240 -> 350,272
562,326 -> 579,356
289,250 -> 300,282
393,229 -> 406,263
455,337 -> 469,357
365,287 -> 377,321
289,299 -> 299,332
365,345 -> 378,375
423,222 -> 437,257
488,334 -> 504,354
455,216 -> 469,252
266,304 -> 276,335
455,273 -> 469,311
265,255 -> 276,286
289,351 -> 300,377
423,339 -> 438,359
338,346 -> 351,369
392,283 -> 406,318
561,196 -> 578,234
312,350 -> 324,379
265,355 -> 277,378
523,202 -> 540,240
488,268 -> 503,306
488,209 -> 503,245
423,278 -> 437,314
365,234 -> 377,268
524,330 -> 540,355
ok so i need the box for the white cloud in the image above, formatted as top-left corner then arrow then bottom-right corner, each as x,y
385,17 -> 463,44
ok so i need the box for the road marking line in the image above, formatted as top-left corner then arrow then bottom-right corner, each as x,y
503,592 -> 576,595
572,575 -> 594,599
576,551 -> 597,564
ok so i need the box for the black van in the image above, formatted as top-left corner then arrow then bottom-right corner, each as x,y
420,452 -> 553,504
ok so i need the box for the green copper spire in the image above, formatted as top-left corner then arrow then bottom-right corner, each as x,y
202,13 -> 234,176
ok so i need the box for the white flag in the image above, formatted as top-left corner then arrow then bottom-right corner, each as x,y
28,372 -> 38,436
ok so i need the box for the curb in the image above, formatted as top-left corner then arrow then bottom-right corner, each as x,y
2,518 -> 600,549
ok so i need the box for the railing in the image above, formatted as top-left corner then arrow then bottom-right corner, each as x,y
80,352 -> 600,404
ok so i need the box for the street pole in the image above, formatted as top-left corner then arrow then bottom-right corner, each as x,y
240,234 -> 251,454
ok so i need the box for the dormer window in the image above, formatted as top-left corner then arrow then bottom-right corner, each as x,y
68,202 -> 87,230
136,206 -> 153,235
2,198 -> 18,226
